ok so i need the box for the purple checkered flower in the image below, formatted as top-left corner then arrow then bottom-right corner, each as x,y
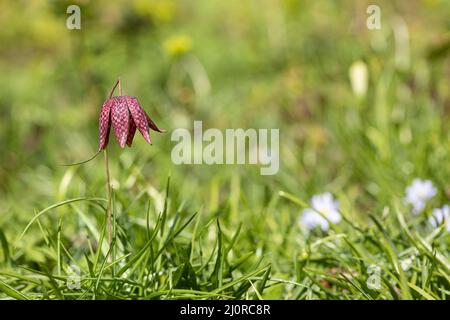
99,95 -> 165,150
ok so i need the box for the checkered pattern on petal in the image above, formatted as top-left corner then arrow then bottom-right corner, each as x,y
126,96 -> 151,144
126,113 -> 137,147
98,98 -> 113,150
111,96 -> 130,148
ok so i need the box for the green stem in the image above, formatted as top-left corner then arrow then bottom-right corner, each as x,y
109,79 -> 120,98
103,78 -> 121,263
104,149 -> 112,262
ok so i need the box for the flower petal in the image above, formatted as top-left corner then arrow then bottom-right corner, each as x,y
126,114 -> 137,147
301,209 -> 329,232
111,96 -> 130,148
126,96 -> 151,144
146,113 -> 166,133
98,98 -> 113,150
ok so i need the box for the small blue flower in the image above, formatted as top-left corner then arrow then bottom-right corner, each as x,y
404,179 -> 437,215
300,192 -> 341,232
429,205 -> 450,231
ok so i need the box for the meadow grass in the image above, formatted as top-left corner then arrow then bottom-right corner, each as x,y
1,169 -> 449,299
0,1 -> 449,300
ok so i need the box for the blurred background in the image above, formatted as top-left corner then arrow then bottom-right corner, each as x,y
0,0 -> 449,248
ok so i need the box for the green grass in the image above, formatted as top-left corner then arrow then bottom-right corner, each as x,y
1,173 -> 449,299
0,0 -> 449,300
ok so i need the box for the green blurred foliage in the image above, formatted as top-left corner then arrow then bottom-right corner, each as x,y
0,0 -> 449,299
0,0 -> 448,220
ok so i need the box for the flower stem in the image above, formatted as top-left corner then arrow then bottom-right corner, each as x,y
104,148 -> 112,262
109,79 -> 119,98
103,78 -> 121,263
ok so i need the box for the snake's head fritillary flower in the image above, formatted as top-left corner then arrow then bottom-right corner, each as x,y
300,192 -> 341,232
404,179 -> 437,215
99,95 -> 165,150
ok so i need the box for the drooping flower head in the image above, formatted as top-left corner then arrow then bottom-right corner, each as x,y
99,95 -> 165,150
300,192 -> 341,232
404,179 -> 437,215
